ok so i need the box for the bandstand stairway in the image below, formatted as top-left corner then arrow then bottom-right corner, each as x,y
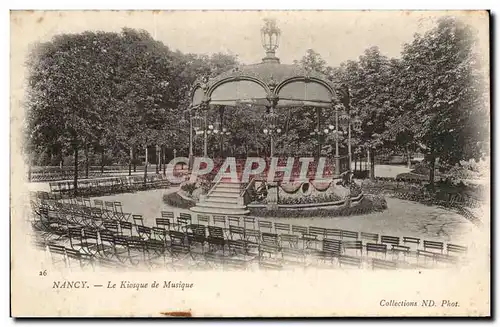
190,177 -> 249,215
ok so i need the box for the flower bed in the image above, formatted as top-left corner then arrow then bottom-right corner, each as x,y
162,192 -> 195,209
248,194 -> 387,218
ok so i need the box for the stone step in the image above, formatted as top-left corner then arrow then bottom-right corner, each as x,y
197,201 -> 246,210
213,186 -> 241,194
216,182 -> 241,189
209,191 -> 240,198
205,196 -> 240,204
190,205 -> 249,215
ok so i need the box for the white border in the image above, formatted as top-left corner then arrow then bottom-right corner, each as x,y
3,0 -> 497,325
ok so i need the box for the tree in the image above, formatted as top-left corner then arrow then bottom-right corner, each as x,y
400,17 -> 488,185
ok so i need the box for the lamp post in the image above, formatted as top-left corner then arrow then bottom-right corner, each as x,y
310,126 -> 334,158
263,111 -> 281,157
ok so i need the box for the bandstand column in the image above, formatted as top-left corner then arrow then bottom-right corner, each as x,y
188,108 -> 194,169
334,101 -> 340,176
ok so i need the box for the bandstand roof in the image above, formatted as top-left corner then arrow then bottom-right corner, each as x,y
190,20 -> 339,110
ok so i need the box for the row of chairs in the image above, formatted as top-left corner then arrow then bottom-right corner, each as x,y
48,174 -> 172,197
30,196 -> 469,271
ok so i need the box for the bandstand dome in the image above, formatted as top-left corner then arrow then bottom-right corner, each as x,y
190,19 -> 339,110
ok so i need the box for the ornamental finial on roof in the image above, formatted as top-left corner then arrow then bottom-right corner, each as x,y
261,18 -> 281,63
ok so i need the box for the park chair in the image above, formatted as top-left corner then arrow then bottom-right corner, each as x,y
243,216 -> 256,230
152,227 -> 168,243
434,253 -> 460,266
291,225 -> 307,236
279,234 -> 299,249
94,199 -> 104,210
161,211 -> 175,220
308,226 -> 326,240
423,240 -> 444,253
366,243 -> 387,258
341,240 -> 363,255
103,220 -> 120,235
227,216 -> 241,226
403,236 -> 420,248
177,213 -> 192,232
416,249 -> 436,266
48,244 -> 68,268
207,226 -> 225,254
391,245 -> 411,260
274,222 -> 290,234
213,215 -> 226,229
372,258 -> 397,270
80,228 -> 100,256
281,247 -> 306,267
341,230 -> 359,240
197,214 -> 210,225
119,221 -> 133,237
338,255 -> 362,269
314,239 -> 342,264
447,243 -> 467,256
381,235 -> 400,247
361,232 -> 379,243
65,248 -> 94,271
325,228 -> 342,240
136,225 -> 152,240
155,218 -> 171,230
262,232 -> 279,247
229,225 -> 245,241
258,220 -> 273,232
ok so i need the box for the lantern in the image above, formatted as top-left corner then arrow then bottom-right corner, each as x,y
261,18 -> 281,53
352,117 -> 362,132
339,112 -> 350,127
192,112 -> 203,131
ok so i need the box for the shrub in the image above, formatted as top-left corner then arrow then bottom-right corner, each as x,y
162,192 -> 195,209
249,194 -> 387,218
278,192 -> 343,205
180,182 -> 197,195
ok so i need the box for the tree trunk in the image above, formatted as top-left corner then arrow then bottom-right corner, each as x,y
143,146 -> 148,186
73,143 -> 78,197
133,146 -> 137,172
129,147 -> 133,176
162,146 -> 166,175
406,145 -> 411,169
429,154 -> 436,188
354,155 -> 357,172
368,148 -> 374,180
84,143 -> 89,179
100,147 -> 105,174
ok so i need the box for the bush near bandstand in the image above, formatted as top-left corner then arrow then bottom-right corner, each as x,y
249,194 -> 387,218
163,192 -> 195,209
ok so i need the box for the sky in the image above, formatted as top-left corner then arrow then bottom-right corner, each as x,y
10,10 -> 489,67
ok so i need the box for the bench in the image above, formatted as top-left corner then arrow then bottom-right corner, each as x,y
280,234 -> 299,248
423,240 -> 444,253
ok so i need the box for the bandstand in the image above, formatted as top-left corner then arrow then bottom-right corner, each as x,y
188,19 -> 350,215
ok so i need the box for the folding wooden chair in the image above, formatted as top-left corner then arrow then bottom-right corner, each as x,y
341,240 -> 363,255
366,243 -> 387,259
227,216 -> 241,226
372,258 -> 397,270
381,235 -> 400,247
274,222 -> 290,234
243,216 -> 256,230
361,232 -> 379,243
258,220 -> 272,232
213,215 -> 226,229
423,240 -> 444,253
197,214 -> 210,225
339,255 -> 362,269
